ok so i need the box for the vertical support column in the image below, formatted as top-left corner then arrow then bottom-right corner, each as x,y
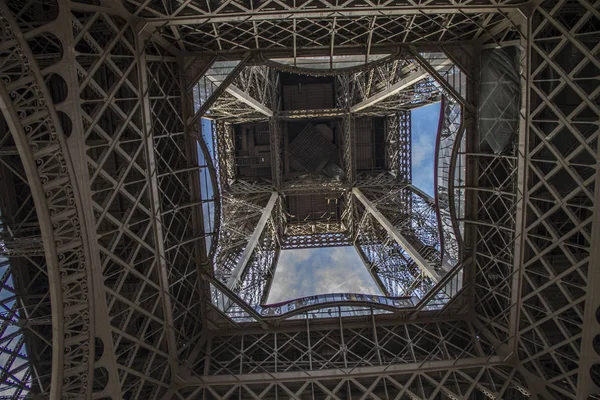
578,131 -> 600,397
399,110 -> 411,183
385,110 -> 411,196
352,187 -> 443,282
508,10 -> 530,356
269,68 -> 282,190
385,112 -> 400,180
226,191 -> 279,290
371,311 -> 383,365
339,315 -> 348,369
307,319 -> 313,370
137,39 -> 179,373
216,121 -> 236,190
270,116 -> 282,189
337,74 -> 355,184
343,113 -> 355,184
182,57 -> 211,335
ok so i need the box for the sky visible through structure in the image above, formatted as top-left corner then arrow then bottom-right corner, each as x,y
411,102 -> 441,198
267,247 -> 383,303
267,102 -> 442,303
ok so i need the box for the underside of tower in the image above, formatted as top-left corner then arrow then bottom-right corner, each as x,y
0,0 -> 598,399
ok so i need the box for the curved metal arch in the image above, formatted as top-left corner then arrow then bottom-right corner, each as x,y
434,97 -> 448,260
446,113 -> 466,254
434,96 -> 465,266
0,86 -> 65,400
0,11 -> 71,400
259,292 -> 415,320
269,303 -> 402,321
0,5 -> 98,398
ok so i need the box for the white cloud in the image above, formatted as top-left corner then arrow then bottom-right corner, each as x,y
411,102 -> 440,197
412,132 -> 434,167
267,247 -> 382,304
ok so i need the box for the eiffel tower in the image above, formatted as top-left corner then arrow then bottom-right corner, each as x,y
0,0 -> 598,398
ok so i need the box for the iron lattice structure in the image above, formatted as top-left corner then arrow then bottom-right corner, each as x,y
0,1 -> 597,399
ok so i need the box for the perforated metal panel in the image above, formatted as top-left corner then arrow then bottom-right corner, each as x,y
289,123 -> 337,172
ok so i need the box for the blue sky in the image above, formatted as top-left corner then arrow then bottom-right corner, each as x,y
267,247 -> 383,303
411,102 -> 441,198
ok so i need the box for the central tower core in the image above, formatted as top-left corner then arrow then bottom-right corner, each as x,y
193,55 -> 467,323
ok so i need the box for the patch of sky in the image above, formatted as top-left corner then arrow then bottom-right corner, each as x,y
197,118 -> 216,255
411,102 -> 441,198
267,246 -> 383,304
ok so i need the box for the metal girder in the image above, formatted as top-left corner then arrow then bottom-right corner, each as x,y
0,5 -> 102,397
126,0 -> 520,55
145,3 -> 524,26
189,53 -> 252,124
351,66 -> 441,113
138,37 -> 179,374
226,192 -> 279,291
576,172 -> 600,395
269,117 -> 282,188
178,317 -> 527,399
184,356 -> 503,386
1,0 -> 598,398
225,84 -> 273,117
353,188 -> 444,282
408,47 -> 472,111
204,69 -> 273,117
277,108 -> 347,119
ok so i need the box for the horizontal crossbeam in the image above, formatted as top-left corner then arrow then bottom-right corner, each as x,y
145,4 -> 523,26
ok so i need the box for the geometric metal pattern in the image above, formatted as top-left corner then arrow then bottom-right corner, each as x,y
0,1 -> 597,400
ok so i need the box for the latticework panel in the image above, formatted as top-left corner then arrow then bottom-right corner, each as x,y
178,318 -> 533,398
146,45 -> 206,366
175,366 -> 529,400
355,204 -> 434,298
215,193 -> 272,284
73,10 -> 178,396
0,0 -> 597,399
0,114 -> 53,396
515,2 -> 600,398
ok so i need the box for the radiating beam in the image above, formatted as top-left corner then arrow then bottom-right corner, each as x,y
204,72 -> 272,117
225,84 -> 273,117
351,68 -> 428,113
351,60 -> 450,113
189,53 -> 252,125
353,188 -> 443,282
226,192 -> 279,290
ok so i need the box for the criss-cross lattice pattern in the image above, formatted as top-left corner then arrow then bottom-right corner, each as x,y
0,0 -> 598,399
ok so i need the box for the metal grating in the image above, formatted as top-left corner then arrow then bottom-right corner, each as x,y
289,123 -> 337,172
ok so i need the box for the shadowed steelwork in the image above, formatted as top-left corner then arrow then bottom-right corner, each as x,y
0,0 -> 596,399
